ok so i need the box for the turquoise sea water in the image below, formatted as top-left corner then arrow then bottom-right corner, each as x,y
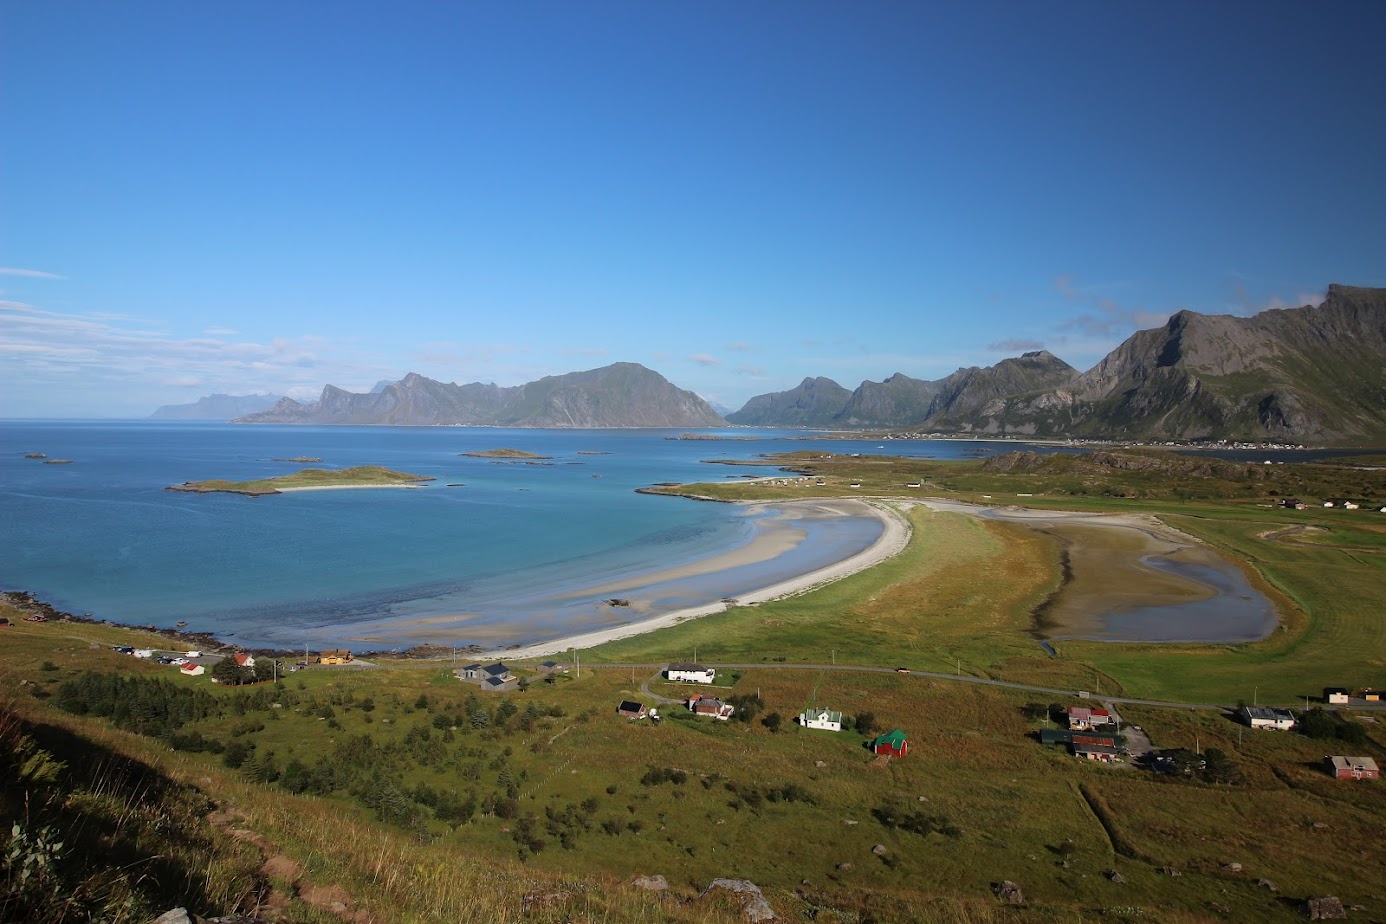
1,423 -> 1076,651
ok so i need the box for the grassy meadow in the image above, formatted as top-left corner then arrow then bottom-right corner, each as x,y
4,447 -> 1385,922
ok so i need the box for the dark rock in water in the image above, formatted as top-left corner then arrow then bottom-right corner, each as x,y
606,598 -> 631,607
24,452 -> 46,458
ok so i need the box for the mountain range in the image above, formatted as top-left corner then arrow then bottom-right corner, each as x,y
235,362 -> 725,428
729,283 -> 1386,443
149,393 -> 284,420
160,284 -> 1384,442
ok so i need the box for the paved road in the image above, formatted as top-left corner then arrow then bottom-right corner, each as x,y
372,656 -> 1386,715
597,661 -> 1233,711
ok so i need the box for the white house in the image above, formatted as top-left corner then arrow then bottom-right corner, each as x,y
1240,705 -> 1295,730
233,652 -> 256,669
799,707 -> 843,732
180,662 -> 205,677
666,662 -> 715,683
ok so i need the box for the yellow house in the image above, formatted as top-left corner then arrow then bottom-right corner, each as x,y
318,649 -> 353,665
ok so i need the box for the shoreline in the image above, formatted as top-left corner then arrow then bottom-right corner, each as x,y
474,497 -> 911,660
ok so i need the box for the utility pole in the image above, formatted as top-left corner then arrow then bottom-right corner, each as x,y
576,650 -> 580,679
957,658 -> 961,677
831,649 -> 835,665
1254,686 -> 1258,707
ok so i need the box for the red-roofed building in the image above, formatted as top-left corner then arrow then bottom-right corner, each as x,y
1067,706 -> 1113,731
180,662 -> 205,677
233,652 -> 256,669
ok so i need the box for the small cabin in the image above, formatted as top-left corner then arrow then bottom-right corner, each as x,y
318,649 -> 352,665
688,694 -> 735,720
617,700 -> 648,719
1323,687 -> 1350,705
1240,705 -> 1295,730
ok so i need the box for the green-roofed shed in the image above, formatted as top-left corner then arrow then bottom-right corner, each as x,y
872,729 -> 909,758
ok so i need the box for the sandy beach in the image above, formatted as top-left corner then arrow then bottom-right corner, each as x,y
468,498 -> 911,660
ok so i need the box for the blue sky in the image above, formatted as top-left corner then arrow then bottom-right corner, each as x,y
3,1 -> 1384,417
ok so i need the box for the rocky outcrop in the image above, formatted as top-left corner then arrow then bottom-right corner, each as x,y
237,363 -> 725,429
699,879 -> 776,922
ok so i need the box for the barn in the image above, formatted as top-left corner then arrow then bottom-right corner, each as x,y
872,729 -> 909,758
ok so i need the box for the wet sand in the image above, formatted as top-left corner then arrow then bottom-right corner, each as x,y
341,498 -> 908,658
920,499 -> 1277,642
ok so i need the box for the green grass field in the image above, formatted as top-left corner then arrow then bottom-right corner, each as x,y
5,449 -> 1384,922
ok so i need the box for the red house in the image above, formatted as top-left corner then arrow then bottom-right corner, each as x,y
872,729 -> 909,757
1324,756 -> 1379,780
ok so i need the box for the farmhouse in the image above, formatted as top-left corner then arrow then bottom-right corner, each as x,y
233,652 -> 256,669
688,694 -> 735,720
872,729 -> 909,758
1279,497 -> 1306,509
617,700 -> 648,719
179,662 -> 205,677
1323,756 -> 1379,780
1240,706 -> 1295,730
318,649 -> 352,665
799,707 -> 843,732
666,662 -> 715,684
1067,706 -> 1114,730
1323,687 -> 1350,705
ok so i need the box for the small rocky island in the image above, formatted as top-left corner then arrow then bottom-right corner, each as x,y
272,456 -> 324,463
460,448 -> 553,459
167,466 -> 433,496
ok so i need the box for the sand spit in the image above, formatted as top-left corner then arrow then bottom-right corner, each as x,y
473,498 -> 910,660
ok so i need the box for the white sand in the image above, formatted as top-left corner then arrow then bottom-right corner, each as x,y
477,498 -> 911,660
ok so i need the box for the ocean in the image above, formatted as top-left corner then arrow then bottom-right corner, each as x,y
1,422 -> 1075,651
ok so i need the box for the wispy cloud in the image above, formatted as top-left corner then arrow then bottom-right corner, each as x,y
1225,281 -> 1326,316
0,299 -> 392,405
204,326 -> 239,336
1054,275 -> 1169,337
0,267 -> 65,280
987,338 -> 1045,352
689,353 -> 720,367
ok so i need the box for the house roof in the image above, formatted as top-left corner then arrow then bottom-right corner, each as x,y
618,700 -> 645,713
482,662 -> 510,676
483,677 -> 509,688
873,729 -> 908,748
1327,755 -> 1379,772
805,708 -> 843,723
1075,744 -> 1122,755
668,662 -> 710,672
1242,706 -> 1294,721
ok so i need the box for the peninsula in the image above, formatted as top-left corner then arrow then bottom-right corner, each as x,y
166,465 -> 433,496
